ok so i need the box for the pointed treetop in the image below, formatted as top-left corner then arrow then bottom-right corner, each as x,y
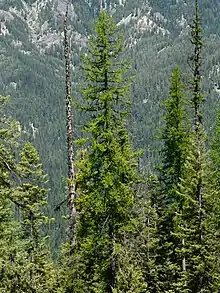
195,0 -> 200,24
196,0 -> 198,14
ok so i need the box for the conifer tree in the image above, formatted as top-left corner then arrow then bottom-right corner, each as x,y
14,142 -> 48,252
0,95 -> 25,292
0,96 -> 60,292
155,67 -> 189,292
210,108 -> 220,188
12,142 -> 61,293
65,11 -> 143,293
210,107 -> 220,252
174,1 -> 220,291
131,175 -> 160,293
159,67 -> 189,203
177,137 -> 220,292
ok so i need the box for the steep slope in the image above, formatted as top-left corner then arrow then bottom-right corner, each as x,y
0,0 -> 220,248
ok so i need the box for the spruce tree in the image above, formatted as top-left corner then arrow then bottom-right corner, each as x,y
65,11 -> 143,293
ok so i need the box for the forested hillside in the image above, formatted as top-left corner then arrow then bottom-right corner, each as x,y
1,0 -> 220,246
1,0 -> 220,291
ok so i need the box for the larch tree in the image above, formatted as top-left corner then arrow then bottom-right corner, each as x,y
65,11 -> 145,293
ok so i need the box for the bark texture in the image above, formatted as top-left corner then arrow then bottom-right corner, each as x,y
64,2 -> 76,246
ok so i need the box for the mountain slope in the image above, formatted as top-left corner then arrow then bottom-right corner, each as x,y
1,0 -> 220,248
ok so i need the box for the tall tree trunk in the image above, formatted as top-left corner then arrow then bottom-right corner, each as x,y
64,2 -> 76,247
192,0 -> 203,243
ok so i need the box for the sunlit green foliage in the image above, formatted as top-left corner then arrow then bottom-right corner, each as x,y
63,11 -> 143,292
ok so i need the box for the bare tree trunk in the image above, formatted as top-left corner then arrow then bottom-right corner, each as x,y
182,237 -> 186,271
193,0 -> 203,244
64,2 -> 76,247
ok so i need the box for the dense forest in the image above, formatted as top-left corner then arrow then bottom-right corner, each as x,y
1,0 -> 220,292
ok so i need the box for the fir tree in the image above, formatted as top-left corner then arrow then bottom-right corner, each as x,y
14,142 -> 48,252
155,67 -> 189,292
160,67 -> 188,199
210,107 -> 220,189
132,175 -> 160,293
0,96 -> 60,292
12,142 -> 61,293
65,11 -> 143,293
174,1 -> 220,291
0,95 -> 25,292
177,136 -> 220,293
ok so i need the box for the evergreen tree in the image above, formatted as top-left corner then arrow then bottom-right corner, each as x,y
177,136 -> 220,293
159,67 -> 189,200
0,95 -> 25,292
210,106 -> 220,264
65,11 -> 144,293
155,67 -> 189,292
131,175 -> 160,293
12,142 -> 61,293
174,1 -> 220,291
0,96 -> 61,292
210,107 -> 220,189
14,142 -> 48,253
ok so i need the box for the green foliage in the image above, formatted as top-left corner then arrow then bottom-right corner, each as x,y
153,67 -> 189,292
170,2 -> 220,291
1,2 -> 220,292
0,95 -> 25,292
12,142 -> 62,293
159,66 -> 189,201
112,244 -> 148,293
176,135 -> 220,292
13,142 -> 48,251
210,107 -> 220,188
1,0 -> 220,251
129,176 -> 160,293
63,11 -> 142,292
0,96 -> 61,293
